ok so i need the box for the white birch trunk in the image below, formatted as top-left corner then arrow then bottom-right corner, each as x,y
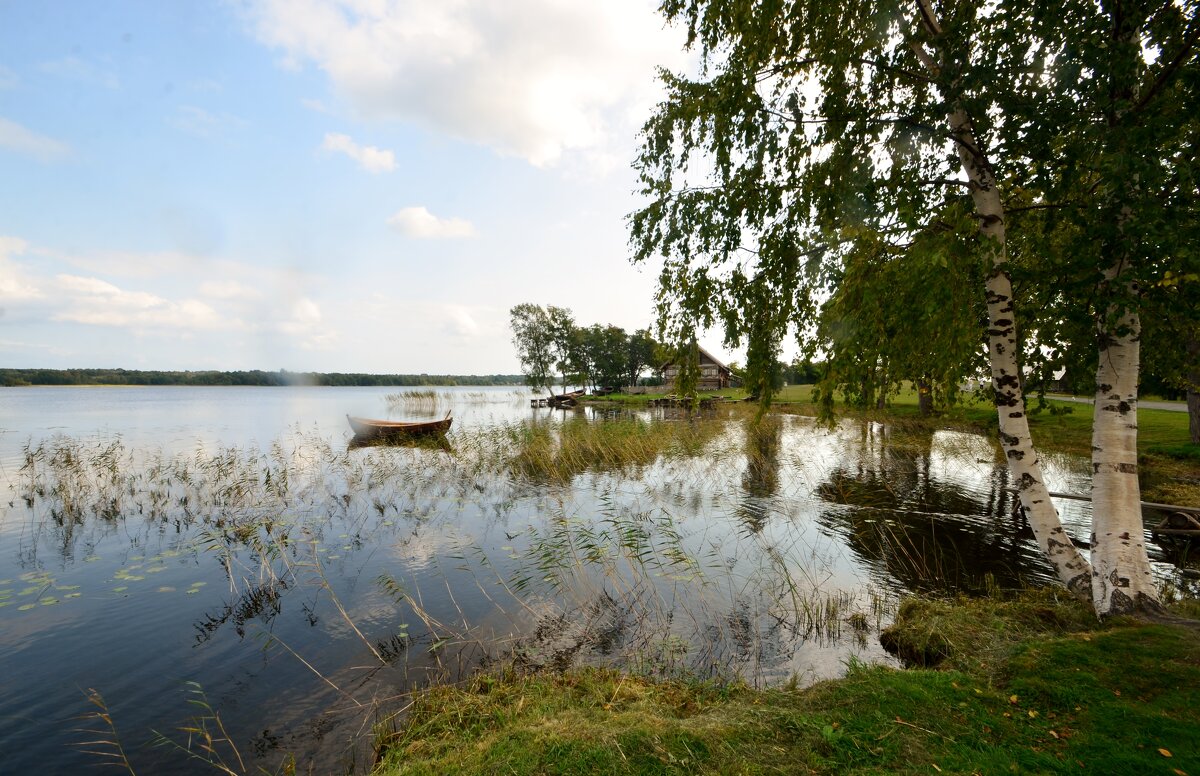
1089,279 -> 1159,615
948,111 -> 1092,598
910,0 -> 1093,597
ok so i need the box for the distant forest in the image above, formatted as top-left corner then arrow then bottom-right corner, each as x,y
1,369 -> 527,387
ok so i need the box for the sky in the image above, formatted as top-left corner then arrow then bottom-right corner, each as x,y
0,0 -> 720,375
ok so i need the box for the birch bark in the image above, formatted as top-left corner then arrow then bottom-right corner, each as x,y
912,0 -> 1092,597
1089,276 -> 1158,614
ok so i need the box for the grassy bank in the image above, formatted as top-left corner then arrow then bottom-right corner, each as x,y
373,593 -> 1200,775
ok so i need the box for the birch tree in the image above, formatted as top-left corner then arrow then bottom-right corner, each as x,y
632,0 -> 1198,616
509,303 -> 558,397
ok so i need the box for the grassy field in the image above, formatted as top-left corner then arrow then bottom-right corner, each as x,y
372,593 -> 1200,775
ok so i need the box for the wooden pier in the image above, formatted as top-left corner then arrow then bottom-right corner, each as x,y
1013,490 -> 1200,539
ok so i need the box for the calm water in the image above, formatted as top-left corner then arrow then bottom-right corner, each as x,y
0,386 -> 1193,773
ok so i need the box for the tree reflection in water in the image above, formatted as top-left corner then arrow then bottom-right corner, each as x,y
813,421 -> 1056,593
737,414 -> 783,534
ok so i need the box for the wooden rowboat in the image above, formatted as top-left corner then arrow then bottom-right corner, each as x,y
347,410 -> 452,441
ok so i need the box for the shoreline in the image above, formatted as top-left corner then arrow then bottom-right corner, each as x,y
371,593 -> 1200,775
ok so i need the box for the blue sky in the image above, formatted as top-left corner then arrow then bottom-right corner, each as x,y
0,0 -> 723,374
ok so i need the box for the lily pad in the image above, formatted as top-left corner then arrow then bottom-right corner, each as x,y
18,603 -> 36,611
39,597 -> 59,606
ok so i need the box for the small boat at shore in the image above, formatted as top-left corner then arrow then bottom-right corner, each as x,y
347,410 -> 452,441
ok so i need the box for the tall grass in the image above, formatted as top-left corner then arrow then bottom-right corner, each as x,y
16,411 -> 1094,770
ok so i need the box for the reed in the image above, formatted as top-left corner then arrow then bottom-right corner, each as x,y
13,411 -> 1065,772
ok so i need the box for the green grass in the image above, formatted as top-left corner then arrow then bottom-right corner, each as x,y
373,595 -> 1200,775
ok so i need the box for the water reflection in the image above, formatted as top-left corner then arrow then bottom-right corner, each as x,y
737,414 -> 782,534
809,423 -> 1046,592
347,435 -> 453,452
1,390 -> 1195,774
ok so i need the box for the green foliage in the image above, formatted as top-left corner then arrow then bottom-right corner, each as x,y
630,0 -> 1198,412
631,0 -> 1199,605
509,304 -> 663,393
546,306 -> 577,394
584,324 -> 632,392
625,329 -> 659,389
817,209 -> 984,412
509,303 -> 558,395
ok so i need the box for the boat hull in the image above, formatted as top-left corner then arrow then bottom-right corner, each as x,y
347,414 -> 452,440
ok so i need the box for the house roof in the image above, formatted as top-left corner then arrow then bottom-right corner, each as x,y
695,345 -> 731,373
662,344 -> 732,373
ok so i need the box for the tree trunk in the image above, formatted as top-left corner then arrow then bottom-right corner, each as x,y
917,376 -> 933,416
1188,335 -> 1200,445
909,0 -> 1093,598
945,101 -> 1092,599
1089,287 -> 1158,615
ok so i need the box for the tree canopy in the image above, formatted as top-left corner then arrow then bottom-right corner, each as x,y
509,304 -> 662,393
632,0 -> 1199,615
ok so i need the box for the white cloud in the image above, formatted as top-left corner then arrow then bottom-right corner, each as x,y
387,206 -> 475,239
52,273 -> 227,330
441,305 -> 479,338
321,131 -> 395,172
39,57 -> 120,89
277,296 -> 322,333
0,66 -> 18,90
301,97 -> 331,113
0,236 -> 29,259
238,0 -> 687,166
169,105 -> 247,138
200,280 -> 262,300
0,116 -> 70,161
0,234 -> 348,362
0,236 -> 44,302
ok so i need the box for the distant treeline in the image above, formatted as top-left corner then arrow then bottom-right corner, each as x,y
1,369 -> 527,388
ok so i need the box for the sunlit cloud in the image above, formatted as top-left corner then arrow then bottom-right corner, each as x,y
0,116 -> 70,161
200,280 -> 263,300
52,274 -> 228,330
321,132 -> 395,172
0,236 -> 343,351
0,236 -> 44,302
237,0 -> 687,166
387,206 -> 475,239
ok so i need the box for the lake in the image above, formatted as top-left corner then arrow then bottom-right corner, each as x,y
0,386 -> 1193,773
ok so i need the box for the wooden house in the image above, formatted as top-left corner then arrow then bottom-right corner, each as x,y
663,345 -> 733,391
